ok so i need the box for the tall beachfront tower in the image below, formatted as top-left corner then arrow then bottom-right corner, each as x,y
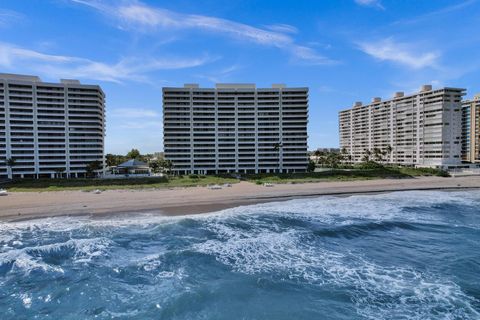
461,94 -> 480,163
339,85 -> 465,169
0,73 -> 105,179
163,84 -> 308,175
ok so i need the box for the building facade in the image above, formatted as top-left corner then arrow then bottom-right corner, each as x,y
339,85 -> 465,168
461,94 -> 480,163
163,84 -> 308,175
0,73 -> 105,179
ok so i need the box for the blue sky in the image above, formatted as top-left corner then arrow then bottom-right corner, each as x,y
0,0 -> 479,154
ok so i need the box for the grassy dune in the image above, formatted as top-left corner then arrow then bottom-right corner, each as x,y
246,167 -> 449,184
1,167 -> 448,191
2,175 -> 238,192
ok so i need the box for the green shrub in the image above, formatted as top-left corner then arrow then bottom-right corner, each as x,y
394,166 -> 450,177
188,174 -> 199,179
437,170 -> 450,177
416,167 -> 450,177
357,161 -> 384,169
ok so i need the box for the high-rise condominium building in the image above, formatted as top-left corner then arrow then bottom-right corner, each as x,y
339,85 -> 465,168
461,94 -> 480,163
163,84 -> 308,175
0,73 -> 105,179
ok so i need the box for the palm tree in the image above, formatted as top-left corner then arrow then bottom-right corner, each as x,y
313,150 -> 322,163
361,149 -> 372,163
340,148 -> 350,165
372,147 -> 384,162
338,150 -> 346,165
6,157 -> 16,179
273,143 -> 283,174
347,154 -> 353,163
149,160 -> 160,174
86,160 -> 102,178
384,145 -> 393,163
320,154 -> 328,167
326,152 -> 340,168
105,153 -> 119,167
164,160 -> 173,173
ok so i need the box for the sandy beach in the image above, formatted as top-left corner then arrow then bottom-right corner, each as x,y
1,176 -> 480,221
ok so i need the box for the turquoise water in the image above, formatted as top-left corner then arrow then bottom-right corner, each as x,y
0,190 -> 479,319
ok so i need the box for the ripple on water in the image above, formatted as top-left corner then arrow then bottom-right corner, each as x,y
0,190 -> 479,319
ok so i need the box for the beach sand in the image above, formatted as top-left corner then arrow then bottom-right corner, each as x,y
1,176 -> 480,222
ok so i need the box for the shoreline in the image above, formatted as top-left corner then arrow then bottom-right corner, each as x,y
1,176 -> 480,222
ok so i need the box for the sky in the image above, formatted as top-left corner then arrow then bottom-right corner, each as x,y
0,0 -> 479,154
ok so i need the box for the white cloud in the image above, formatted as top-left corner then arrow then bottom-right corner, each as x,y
195,64 -> 243,83
393,0 -> 476,25
114,3 -> 291,45
0,42 -> 213,83
265,23 -> 298,34
290,45 -> 336,65
0,9 -> 23,27
354,0 -> 385,10
358,38 -> 439,69
70,0 -> 335,65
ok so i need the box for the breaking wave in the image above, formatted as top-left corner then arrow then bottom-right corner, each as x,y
1,190 -> 479,319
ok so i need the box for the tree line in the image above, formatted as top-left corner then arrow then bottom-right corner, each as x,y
106,148 -> 172,174
311,145 -> 393,168
2,148 -> 172,179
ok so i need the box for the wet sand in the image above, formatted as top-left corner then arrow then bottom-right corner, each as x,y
1,176 -> 480,222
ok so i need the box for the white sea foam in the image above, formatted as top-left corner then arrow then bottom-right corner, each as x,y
195,224 -> 480,319
137,253 -> 163,272
20,293 -> 32,309
192,192 -> 480,319
0,237 -> 111,275
0,190 -> 478,318
0,214 -> 176,235
1,190 -> 479,236
221,190 -> 480,224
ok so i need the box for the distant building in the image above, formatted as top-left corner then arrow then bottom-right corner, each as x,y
462,94 -> 480,163
163,83 -> 308,175
0,73 -> 105,179
339,85 -> 465,168
312,148 -> 340,153
152,152 -> 164,160
309,148 -> 341,162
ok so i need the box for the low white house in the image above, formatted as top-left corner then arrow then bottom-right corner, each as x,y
107,159 -> 151,178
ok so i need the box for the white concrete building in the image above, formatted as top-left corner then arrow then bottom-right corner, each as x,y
461,94 -> 480,163
163,84 -> 308,175
339,85 -> 465,168
0,73 -> 105,179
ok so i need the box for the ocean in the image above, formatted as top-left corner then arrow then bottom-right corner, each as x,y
0,190 -> 479,319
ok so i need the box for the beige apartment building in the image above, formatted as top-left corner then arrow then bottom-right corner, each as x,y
461,94 -> 480,163
163,83 -> 308,175
339,85 -> 465,168
0,73 -> 105,179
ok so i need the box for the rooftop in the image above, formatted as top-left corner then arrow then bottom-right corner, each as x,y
163,83 -> 306,90
340,85 -> 466,112
0,73 -> 41,82
186,83 -> 289,89
117,159 -> 149,168
0,73 -> 83,85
